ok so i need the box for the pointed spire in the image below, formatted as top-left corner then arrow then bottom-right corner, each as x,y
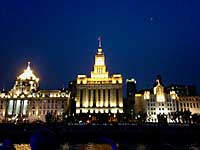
27,61 -> 31,70
98,36 -> 101,48
97,36 -> 102,53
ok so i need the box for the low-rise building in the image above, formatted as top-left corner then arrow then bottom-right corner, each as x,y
0,62 -> 71,123
134,76 -> 200,123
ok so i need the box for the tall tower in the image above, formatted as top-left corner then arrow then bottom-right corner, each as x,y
76,37 -> 123,114
91,36 -> 109,79
125,78 -> 137,114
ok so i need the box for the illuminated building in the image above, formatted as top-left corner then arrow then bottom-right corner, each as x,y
135,76 -> 200,123
177,96 -> 200,113
0,62 -> 70,123
76,37 -> 123,114
135,76 -> 178,123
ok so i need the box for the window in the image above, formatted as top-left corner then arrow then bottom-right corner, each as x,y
194,103 -> 196,108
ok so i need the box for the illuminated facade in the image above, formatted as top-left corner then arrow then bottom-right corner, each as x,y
76,38 -> 123,114
177,96 -> 200,114
135,76 -> 178,123
135,76 -> 200,123
0,62 -> 70,123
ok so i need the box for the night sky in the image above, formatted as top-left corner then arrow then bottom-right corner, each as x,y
0,0 -> 200,93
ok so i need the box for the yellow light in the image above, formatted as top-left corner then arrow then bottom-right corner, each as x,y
96,103 -> 99,107
170,91 -> 177,100
119,102 -> 123,107
95,57 -> 104,66
144,91 -> 150,100
119,109 -> 123,113
157,94 -> 165,102
126,78 -> 136,83
76,110 -> 80,114
111,109 -> 117,113
84,102 -> 88,107
20,95 -> 25,98
100,101 -> 103,107
104,103 -> 108,107
76,102 -> 80,107
18,62 -> 39,82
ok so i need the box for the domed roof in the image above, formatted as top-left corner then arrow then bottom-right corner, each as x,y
17,62 -> 39,82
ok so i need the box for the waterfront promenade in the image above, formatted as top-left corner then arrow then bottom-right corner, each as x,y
0,123 -> 200,145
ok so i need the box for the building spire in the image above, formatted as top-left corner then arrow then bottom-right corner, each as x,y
97,36 -> 103,53
27,61 -> 31,70
98,36 -> 101,48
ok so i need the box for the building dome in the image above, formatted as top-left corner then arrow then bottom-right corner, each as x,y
10,62 -> 39,97
17,62 -> 39,82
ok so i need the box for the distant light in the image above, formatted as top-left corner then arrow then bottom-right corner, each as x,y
126,78 -> 136,83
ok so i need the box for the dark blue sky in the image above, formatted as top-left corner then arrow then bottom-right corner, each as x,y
0,0 -> 200,93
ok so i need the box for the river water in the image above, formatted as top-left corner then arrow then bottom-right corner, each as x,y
11,142 -> 200,150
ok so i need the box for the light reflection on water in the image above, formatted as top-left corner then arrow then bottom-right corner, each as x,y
61,143 -> 112,150
59,143 -> 200,150
13,143 -> 200,150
